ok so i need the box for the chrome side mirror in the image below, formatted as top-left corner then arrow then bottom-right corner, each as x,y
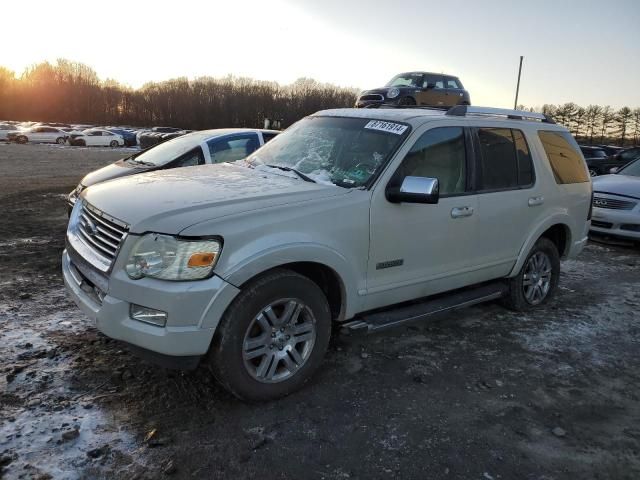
386,176 -> 439,204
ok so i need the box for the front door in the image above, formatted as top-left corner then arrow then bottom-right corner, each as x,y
367,125 -> 478,309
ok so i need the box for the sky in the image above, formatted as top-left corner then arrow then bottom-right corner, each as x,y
1,0 -> 639,108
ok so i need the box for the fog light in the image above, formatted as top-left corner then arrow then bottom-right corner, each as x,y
130,304 -> 167,327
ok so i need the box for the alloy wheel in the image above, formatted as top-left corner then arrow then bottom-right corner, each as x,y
242,298 -> 316,383
522,251 -> 552,305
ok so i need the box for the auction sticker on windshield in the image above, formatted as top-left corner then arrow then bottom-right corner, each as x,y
364,120 -> 408,135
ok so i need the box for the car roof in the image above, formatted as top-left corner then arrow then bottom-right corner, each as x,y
313,107 -> 565,130
395,71 -> 458,78
182,128 -> 280,141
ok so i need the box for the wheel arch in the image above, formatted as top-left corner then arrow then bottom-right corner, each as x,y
509,219 -> 572,277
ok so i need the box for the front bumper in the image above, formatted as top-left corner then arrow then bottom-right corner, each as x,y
590,206 -> 640,241
62,248 -> 241,367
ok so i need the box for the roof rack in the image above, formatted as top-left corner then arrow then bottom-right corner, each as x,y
446,105 -> 555,124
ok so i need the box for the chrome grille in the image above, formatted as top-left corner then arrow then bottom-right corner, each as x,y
592,196 -> 637,210
360,94 -> 384,102
76,202 -> 128,265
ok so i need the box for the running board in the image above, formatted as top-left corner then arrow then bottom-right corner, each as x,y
341,282 -> 508,335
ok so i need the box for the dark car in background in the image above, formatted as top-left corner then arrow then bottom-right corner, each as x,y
356,71 -> 471,108
579,145 -> 629,177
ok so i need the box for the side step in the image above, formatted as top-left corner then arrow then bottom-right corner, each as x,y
340,282 -> 508,335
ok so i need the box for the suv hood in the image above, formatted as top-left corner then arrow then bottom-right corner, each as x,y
81,163 -> 350,234
592,174 -> 640,200
82,161 -> 147,187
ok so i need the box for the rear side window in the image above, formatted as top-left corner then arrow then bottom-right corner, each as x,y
476,128 -> 534,191
538,131 -> 589,184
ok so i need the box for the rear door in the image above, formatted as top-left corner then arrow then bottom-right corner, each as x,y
471,127 -> 542,276
444,77 -> 466,106
415,74 -> 445,107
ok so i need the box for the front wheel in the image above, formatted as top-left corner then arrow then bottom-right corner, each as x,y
109,140 -> 119,148
589,168 -> 599,177
502,238 -> 560,311
56,137 -> 66,145
17,136 -> 27,144
208,269 -> 331,401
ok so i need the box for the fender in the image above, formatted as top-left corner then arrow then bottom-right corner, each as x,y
509,213 -> 572,277
221,242 -> 363,320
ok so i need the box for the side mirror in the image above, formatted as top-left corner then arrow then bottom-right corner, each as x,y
386,176 -> 439,204
609,167 -> 619,174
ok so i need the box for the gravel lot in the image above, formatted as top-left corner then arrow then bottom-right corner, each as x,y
0,143 -> 639,480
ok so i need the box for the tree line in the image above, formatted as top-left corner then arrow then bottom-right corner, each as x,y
521,103 -> 640,146
0,59 -> 358,130
0,59 -> 638,146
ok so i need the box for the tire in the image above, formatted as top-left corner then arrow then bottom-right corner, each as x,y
589,168 -> 599,177
56,137 -> 66,145
208,269 -> 331,401
399,96 -> 416,106
502,238 -> 560,311
76,140 -> 86,147
109,140 -> 119,148
17,136 -> 27,144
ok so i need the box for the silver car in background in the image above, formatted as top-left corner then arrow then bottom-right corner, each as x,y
590,158 -> 640,243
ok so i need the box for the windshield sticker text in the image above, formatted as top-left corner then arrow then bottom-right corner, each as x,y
364,120 -> 408,135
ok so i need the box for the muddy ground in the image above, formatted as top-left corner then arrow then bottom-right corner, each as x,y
0,143 -> 639,480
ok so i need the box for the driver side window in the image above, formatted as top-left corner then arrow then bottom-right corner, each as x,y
395,127 -> 467,196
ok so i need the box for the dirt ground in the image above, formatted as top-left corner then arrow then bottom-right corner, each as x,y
0,143 -> 639,480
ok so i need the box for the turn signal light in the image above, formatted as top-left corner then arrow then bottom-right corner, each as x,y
187,252 -> 217,268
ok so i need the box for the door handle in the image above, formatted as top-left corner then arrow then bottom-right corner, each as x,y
451,206 -> 474,218
528,196 -> 544,207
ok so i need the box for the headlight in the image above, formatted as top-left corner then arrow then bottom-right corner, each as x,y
387,88 -> 400,99
125,233 -> 221,281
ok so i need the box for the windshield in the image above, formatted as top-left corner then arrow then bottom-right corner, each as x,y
244,116 -> 410,188
125,133 -> 203,166
385,73 -> 423,88
619,159 -> 640,177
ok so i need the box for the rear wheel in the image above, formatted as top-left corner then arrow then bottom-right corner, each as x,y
17,136 -> 27,144
109,140 -> 119,148
208,269 -> 331,401
399,96 -> 416,106
56,137 -> 66,145
502,238 -> 560,311
76,139 -> 86,147
589,168 -> 599,177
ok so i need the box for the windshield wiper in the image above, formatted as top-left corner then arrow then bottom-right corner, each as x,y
265,164 -> 316,183
128,158 -> 156,167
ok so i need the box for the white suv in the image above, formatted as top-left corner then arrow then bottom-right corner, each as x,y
62,106 -> 592,400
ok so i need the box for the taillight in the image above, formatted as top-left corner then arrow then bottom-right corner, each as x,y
587,191 -> 593,220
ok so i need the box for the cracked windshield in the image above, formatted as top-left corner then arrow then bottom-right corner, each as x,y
245,116 -> 409,187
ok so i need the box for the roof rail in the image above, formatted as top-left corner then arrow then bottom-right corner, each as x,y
446,105 -> 555,124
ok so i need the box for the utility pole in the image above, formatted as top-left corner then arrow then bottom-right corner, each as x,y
514,56 -> 523,110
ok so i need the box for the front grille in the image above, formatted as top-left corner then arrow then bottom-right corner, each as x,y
591,220 -> 613,229
592,196 -> 637,210
359,94 -> 384,102
76,202 -> 128,265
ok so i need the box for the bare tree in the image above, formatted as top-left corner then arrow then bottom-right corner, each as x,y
616,107 -> 633,146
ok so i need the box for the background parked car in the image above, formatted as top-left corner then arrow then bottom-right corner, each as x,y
590,158 -> 640,244
356,71 -> 471,108
7,126 -> 70,144
104,127 -> 138,147
138,129 -> 191,149
609,147 -> 640,171
0,123 -> 15,140
67,128 -> 280,210
579,145 -> 629,176
68,129 -> 125,147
